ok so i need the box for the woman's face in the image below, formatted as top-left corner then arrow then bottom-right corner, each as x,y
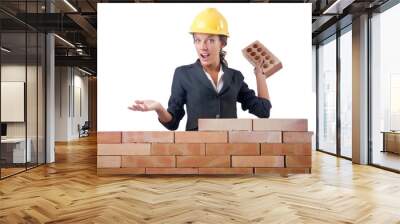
193,33 -> 224,68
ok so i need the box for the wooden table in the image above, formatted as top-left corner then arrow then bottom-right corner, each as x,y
382,131 -> 400,154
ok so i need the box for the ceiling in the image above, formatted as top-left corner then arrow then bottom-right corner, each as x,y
0,0 -> 392,75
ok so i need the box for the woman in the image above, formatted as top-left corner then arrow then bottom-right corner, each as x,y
129,8 -> 271,131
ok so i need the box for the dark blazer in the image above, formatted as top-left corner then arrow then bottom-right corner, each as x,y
160,59 -> 272,131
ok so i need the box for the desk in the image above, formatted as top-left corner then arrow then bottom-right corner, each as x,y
1,138 -> 31,163
382,131 -> 400,154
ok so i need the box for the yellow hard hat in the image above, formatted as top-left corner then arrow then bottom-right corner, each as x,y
190,8 -> 229,37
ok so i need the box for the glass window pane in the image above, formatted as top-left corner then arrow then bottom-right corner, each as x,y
38,32 -> 45,165
1,1 -> 46,179
340,29 -> 352,158
1,31 -> 27,177
26,0 -> 40,169
27,31 -> 38,169
371,4 -> 400,171
318,37 -> 337,154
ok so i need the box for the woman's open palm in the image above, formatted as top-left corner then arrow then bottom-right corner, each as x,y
128,100 -> 159,112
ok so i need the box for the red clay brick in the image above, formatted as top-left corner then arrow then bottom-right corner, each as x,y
198,168 -> 253,174
242,40 -> 283,78
260,143 -> 311,156
286,156 -> 312,167
232,156 -> 284,167
121,156 -> 175,168
146,168 -> 198,174
206,143 -> 260,155
255,168 -> 310,174
122,131 -> 174,143
97,156 -> 121,168
97,132 -> 121,144
198,119 -> 252,131
151,143 -> 205,155
97,168 -> 145,175
253,119 -> 308,131
175,131 -> 227,143
229,131 -> 281,143
176,156 -> 230,168
282,132 -> 313,143
98,143 -> 150,156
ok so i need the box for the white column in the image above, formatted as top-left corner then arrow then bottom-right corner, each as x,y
45,0 -> 55,163
46,33 -> 55,163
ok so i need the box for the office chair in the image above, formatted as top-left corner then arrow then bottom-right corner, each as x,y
79,121 -> 90,138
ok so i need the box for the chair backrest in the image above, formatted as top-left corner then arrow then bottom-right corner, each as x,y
82,121 -> 90,129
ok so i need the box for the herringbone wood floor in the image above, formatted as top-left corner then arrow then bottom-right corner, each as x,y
1,134 -> 400,224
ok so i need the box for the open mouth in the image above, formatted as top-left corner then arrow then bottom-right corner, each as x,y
200,53 -> 210,60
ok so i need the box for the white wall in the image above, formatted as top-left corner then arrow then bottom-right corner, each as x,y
1,65 -> 40,138
1,65 -> 27,140
55,66 -> 69,141
1,63 -> 46,163
1,82 -> 24,123
98,3 -> 313,132
55,67 -> 89,141
72,72 -> 89,138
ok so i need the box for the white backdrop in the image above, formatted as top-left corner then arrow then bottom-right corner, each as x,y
98,3 -> 313,131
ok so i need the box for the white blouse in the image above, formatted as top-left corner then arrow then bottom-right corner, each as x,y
203,66 -> 224,93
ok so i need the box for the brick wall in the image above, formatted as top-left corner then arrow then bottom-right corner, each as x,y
97,119 -> 312,175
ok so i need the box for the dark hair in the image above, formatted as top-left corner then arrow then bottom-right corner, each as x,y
192,34 -> 229,67
219,35 -> 228,67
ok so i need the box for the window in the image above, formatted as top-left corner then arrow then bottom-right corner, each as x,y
318,36 -> 337,154
371,2 -> 400,171
339,28 -> 352,158
0,1 -> 46,179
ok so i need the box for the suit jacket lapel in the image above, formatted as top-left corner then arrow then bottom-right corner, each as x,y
219,64 -> 233,96
193,59 -> 218,94
192,59 -> 233,96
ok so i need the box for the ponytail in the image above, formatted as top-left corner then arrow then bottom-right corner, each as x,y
219,35 -> 228,67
